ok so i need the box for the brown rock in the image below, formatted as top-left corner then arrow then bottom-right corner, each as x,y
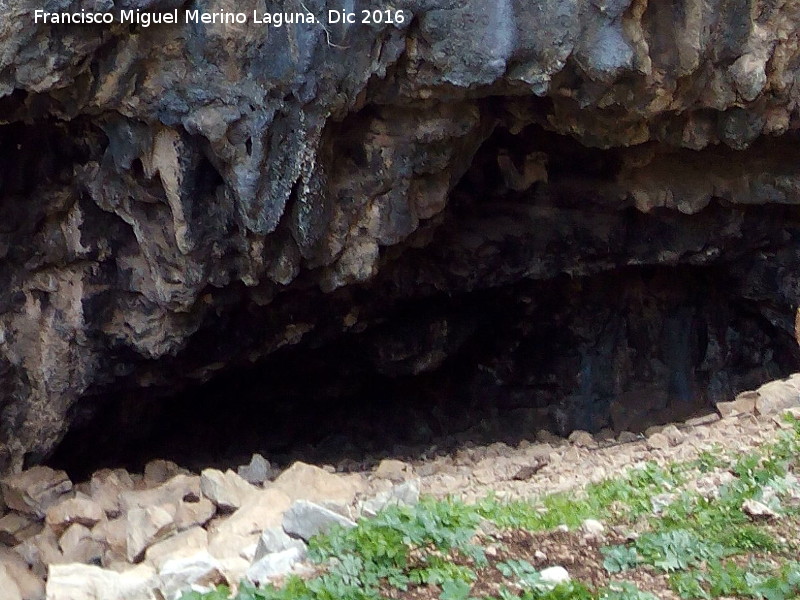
717,392 -> 757,418
89,470 -> 135,519
270,462 -> 364,505
374,459 -> 412,482
143,460 -> 188,487
754,376 -> 800,416
0,513 -> 42,546
200,469 -> 257,511
14,529 -> 63,579
58,524 -> 104,565
45,498 -> 104,535
120,475 -> 200,514
646,432 -> 670,451
661,425 -> 685,446
0,467 -> 72,518
567,430 -> 597,448
122,474 -> 214,534
91,518 -> 127,568
207,489 -> 291,560
143,526 -> 208,569
174,497 -> 216,530
126,506 -> 176,563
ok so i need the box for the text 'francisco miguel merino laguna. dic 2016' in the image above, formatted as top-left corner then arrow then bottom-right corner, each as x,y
33,8 -> 408,27
33,9 -> 321,27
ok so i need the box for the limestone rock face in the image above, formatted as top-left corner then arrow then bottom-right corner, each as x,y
2,1 -> 800,469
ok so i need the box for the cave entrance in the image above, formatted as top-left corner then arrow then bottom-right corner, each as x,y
48,261 -> 798,481
47,123 -> 800,481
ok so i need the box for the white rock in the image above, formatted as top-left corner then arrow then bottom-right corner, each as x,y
0,547 -> 45,600
360,479 -> 421,517
246,547 -> 305,585
45,563 -> 158,600
282,500 -> 356,542
742,499 -> 779,519
158,552 -> 227,600
144,526 -> 209,569
539,566 -> 570,588
0,564 -> 23,600
253,527 -> 306,561
580,519 -> 604,537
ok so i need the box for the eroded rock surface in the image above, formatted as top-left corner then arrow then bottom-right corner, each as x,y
2,1 -> 800,470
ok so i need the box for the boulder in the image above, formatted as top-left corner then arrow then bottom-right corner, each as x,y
0,548 -> 45,600
58,524 -> 103,565
89,471 -> 135,519
200,469 -> 257,511
237,454 -> 275,486
143,461 -> 188,488
126,507 -> 176,563
45,563 -> 158,600
270,462 -> 364,506
717,392 -> 758,418
0,512 -> 42,546
120,476 -> 200,514
45,498 -> 104,535
539,566 -> 570,588
157,552 -> 227,600
282,500 -> 357,542
754,376 -> 800,416
144,527 -> 209,570
360,480 -> 421,518
0,468 -> 72,518
206,488 -> 291,561
253,527 -> 306,561
15,529 -> 63,579
91,518 -> 127,567
374,459 -> 412,482
0,564 -> 23,600
246,547 -> 305,586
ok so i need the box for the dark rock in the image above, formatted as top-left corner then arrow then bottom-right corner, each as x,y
1,0 -> 800,473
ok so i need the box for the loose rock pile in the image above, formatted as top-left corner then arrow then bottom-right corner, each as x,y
0,374 -> 798,600
0,458 -> 420,600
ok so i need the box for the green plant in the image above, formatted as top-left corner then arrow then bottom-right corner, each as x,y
497,559 -> 544,588
634,530 -> 723,572
598,582 -> 658,600
600,545 -> 640,573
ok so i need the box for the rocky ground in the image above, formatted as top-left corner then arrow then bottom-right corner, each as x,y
0,375 -> 799,600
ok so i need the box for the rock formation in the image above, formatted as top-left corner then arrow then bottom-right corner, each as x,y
2,0 -> 800,472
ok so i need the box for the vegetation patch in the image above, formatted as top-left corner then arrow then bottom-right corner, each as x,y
183,414 -> 800,600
